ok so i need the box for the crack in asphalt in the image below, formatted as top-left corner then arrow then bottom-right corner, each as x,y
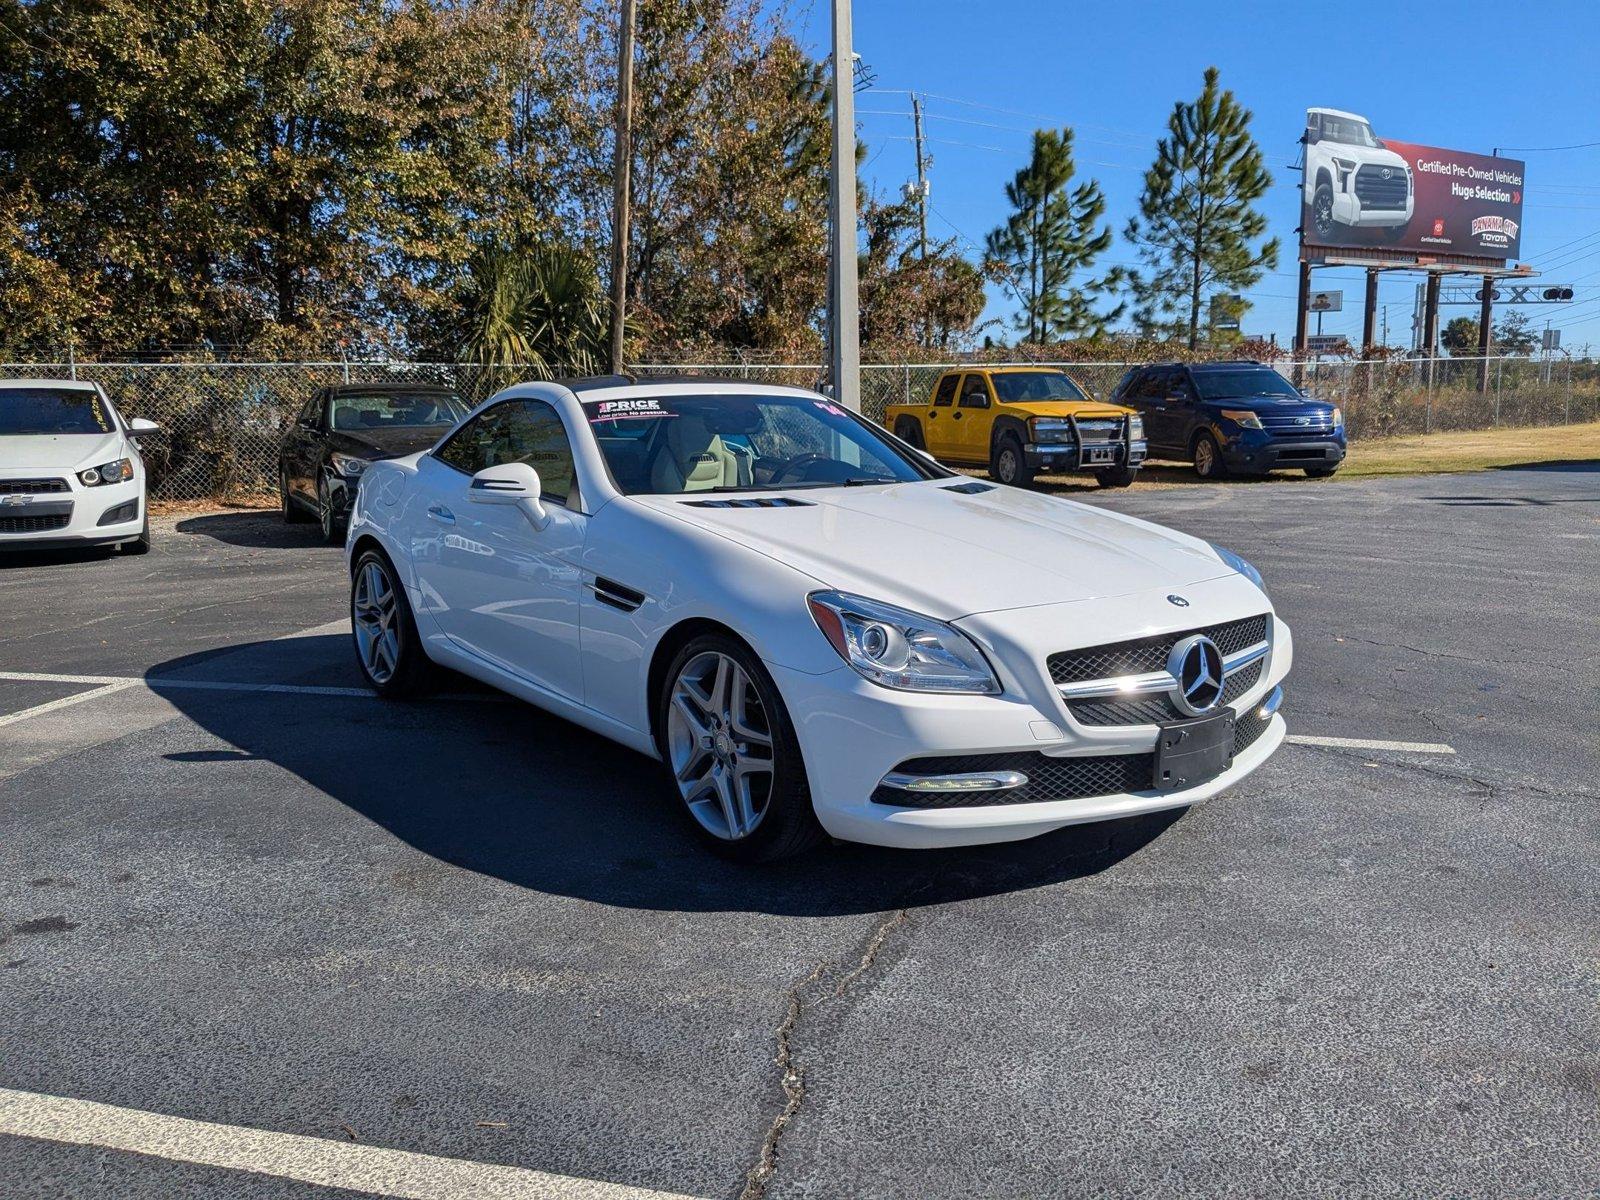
738,907 -> 911,1200
1290,739 -> 1591,802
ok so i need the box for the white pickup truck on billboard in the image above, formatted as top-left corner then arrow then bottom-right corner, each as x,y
1300,108 -> 1524,260
1303,109 -> 1413,241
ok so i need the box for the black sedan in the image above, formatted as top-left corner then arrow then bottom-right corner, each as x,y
279,383 -> 469,542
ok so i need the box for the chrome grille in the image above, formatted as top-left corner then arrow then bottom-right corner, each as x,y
1067,658 -> 1264,727
0,477 -> 69,495
1047,615 -> 1268,686
1354,165 -> 1408,210
1261,414 -> 1335,438
1075,419 -> 1122,441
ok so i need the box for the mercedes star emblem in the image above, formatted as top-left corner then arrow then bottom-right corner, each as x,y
1167,634 -> 1225,716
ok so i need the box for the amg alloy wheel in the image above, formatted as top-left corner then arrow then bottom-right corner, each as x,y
659,635 -> 822,861
350,549 -> 431,697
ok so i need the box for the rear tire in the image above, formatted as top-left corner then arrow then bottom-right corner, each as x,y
894,417 -> 925,450
990,433 -> 1034,488
657,633 -> 823,863
351,548 -> 433,698
1192,432 -> 1229,480
1094,465 -> 1139,489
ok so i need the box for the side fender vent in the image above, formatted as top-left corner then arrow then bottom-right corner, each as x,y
591,577 -> 645,613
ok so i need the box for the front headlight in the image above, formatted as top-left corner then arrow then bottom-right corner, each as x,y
1029,418 -> 1074,445
1331,407 -> 1344,429
1127,414 -> 1145,440
1212,544 -> 1264,589
1219,409 -> 1264,430
807,590 -> 1000,694
330,452 -> 369,477
78,458 -> 133,487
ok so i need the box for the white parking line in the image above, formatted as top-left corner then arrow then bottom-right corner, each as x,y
1287,734 -> 1456,755
0,1087 -> 701,1200
0,671 -> 374,699
0,680 -> 139,729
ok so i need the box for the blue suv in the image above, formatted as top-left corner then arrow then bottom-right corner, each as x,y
1110,362 -> 1346,480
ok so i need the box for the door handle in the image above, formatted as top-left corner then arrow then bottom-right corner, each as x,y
928,411 -> 937,419
952,411 -> 962,420
427,504 -> 455,525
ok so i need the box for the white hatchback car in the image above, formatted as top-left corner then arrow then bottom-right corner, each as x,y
0,379 -> 158,554
347,378 -> 1291,860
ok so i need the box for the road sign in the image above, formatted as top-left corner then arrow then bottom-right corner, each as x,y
1307,290 -> 1343,313
1305,334 -> 1349,354
1542,328 -> 1561,351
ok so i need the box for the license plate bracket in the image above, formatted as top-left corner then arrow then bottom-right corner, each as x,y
1152,710 -> 1236,792
1081,445 -> 1117,467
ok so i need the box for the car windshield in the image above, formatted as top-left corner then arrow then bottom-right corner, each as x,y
990,372 -> 1089,403
1319,117 -> 1381,149
0,387 -> 115,435
1194,370 -> 1304,401
584,392 -> 945,495
330,391 -> 467,430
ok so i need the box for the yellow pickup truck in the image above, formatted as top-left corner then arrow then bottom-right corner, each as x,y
883,366 -> 1146,488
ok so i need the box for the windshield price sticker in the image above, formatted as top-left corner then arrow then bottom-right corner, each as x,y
813,400 -> 848,418
588,397 -> 675,422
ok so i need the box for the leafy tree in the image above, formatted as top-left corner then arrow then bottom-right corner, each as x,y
859,196 -> 988,352
1494,309 -> 1538,356
1440,315 -> 1480,356
985,129 -> 1120,343
1124,67 -> 1278,351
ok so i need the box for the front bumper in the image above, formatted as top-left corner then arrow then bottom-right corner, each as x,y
0,475 -> 144,549
771,579 -> 1291,849
1026,438 -> 1147,474
1221,431 -> 1346,473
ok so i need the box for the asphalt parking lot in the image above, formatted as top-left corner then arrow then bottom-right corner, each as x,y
2,463 -> 1597,1198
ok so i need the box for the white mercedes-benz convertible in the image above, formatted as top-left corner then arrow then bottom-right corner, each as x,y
346,377 -> 1290,861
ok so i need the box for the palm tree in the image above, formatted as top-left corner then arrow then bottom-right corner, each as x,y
457,242 -> 612,376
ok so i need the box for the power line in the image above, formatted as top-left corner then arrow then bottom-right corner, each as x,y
1494,139 -> 1600,153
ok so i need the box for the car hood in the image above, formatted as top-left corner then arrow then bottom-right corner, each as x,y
639,481 -> 1233,619
1206,396 -> 1335,415
999,400 -> 1131,419
329,427 -> 449,459
0,432 -> 124,472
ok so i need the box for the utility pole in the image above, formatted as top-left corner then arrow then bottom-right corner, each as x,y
911,94 -> 928,261
608,0 -> 637,376
827,0 -> 860,410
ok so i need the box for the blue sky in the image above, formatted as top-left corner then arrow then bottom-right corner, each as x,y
781,0 -> 1600,353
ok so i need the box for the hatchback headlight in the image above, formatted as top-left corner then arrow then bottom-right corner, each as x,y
807,590 -> 999,694
78,458 -> 133,487
1212,543 -> 1264,589
1029,418 -> 1074,445
330,452 -> 369,477
1219,409 -> 1263,430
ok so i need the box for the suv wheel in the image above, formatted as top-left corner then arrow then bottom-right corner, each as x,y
990,434 -> 1034,487
1094,465 -> 1139,489
1193,432 -> 1229,480
1306,465 -> 1339,478
894,417 -> 925,450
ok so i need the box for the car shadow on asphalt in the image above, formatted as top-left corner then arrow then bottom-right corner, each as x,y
173,510 -> 329,548
146,634 -> 1186,918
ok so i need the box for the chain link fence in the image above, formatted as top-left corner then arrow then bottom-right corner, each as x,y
4,357 -> 1594,503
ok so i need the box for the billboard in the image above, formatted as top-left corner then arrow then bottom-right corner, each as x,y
1300,108 -> 1525,260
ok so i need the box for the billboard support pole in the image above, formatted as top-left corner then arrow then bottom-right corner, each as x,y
1361,269 -> 1379,352
1476,284 -> 1493,393
1423,273 -> 1442,371
1294,260 -> 1312,387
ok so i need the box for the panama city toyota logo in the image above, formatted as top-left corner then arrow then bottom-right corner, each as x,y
1167,635 -> 1224,716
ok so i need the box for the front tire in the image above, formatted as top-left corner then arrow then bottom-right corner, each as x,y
1313,181 -> 1335,239
351,549 -> 433,698
1193,432 -> 1229,480
318,476 -> 344,545
1094,465 -> 1139,489
1306,465 -> 1339,478
282,469 -> 313,523
990,434 -> 1034,488
658,634 -> 822,862
122,516 -> 151,555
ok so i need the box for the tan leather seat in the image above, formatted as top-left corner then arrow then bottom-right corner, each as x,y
650,416 -> 750,492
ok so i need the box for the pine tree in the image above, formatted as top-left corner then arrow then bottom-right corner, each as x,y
985,129 -> 1121,344
1124,67 -> 1278,351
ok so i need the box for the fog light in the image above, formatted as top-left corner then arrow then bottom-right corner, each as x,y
97,500 -> 138,526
